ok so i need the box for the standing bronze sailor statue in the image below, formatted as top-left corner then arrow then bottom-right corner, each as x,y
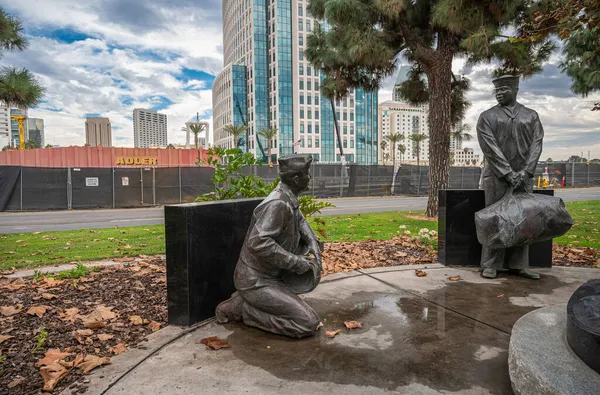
216,154 -> 322,338
475,75 -> 573,279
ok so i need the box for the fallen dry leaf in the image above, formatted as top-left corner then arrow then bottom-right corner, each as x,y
129,315 -> 143,325
74,329 -> 94,337
40,362 -> 70,391
41,293 -> 57,300
415,270 -> 428,277
81,305 -> 117,327
0,304 -> 23,316
325,329 -> 342,338
97,333 -> 114,342
0,334 -> 14,343
27,305 -> 51,318
148,321 -> 161,332
7,376 -> 25,389
2,277 -> 25,291
316,321 -> 324,330
344,321 -> 363,329
109,343 -> 127,355
44,277 -> 65,288
448,276 -> 461,281
59,307 -> 80,322
200,336 -> 232,350
58,353 -> 84,369
83,319 -> 106,329
76,354 -> 111,374
37,349 -> 72,367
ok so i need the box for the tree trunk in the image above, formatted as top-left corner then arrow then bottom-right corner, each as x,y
391,142 -> 397,195
423,44 -> 454,217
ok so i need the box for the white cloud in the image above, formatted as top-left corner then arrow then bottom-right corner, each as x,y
1,0 -> 219,147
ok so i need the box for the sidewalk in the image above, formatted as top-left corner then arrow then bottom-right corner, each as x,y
67,264 -> 600,395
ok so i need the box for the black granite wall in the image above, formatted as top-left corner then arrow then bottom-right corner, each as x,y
438,189 -> 553,267
165,198 -> 263,326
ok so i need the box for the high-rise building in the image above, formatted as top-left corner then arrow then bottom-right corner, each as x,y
85,117 -> 112,147
0,107 -> 9,148
378,100 -> 430,165
392,66 -> 413,102
212,0 -> 378,164
133,109 -> 167,148
27,118 -> 45,148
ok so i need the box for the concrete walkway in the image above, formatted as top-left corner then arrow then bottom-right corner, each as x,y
66,264 -> 600,395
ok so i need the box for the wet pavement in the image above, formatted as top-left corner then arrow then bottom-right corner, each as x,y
75,264 -> 600,395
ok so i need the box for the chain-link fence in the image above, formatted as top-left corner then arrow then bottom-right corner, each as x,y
1,163 -> 599,211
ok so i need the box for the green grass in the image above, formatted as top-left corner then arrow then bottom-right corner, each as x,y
309,211 -> 436,242
1,201 -> 598,271
555,200 -> 600,249
1,225 -> 165,270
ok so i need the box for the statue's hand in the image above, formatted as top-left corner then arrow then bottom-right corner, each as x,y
504,172 -> 520,188
517,170 -> 532,187
308,240 -> 323,269
295,256 -> 314,274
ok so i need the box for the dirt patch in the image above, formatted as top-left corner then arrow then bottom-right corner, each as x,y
0,256 -> 167,395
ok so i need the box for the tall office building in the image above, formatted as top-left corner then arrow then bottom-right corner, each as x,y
392,66 -> 413,102
27,118 -> 45,147
0,107 -> 9,148
378,100 -> 430,165
212,0 -> 378,164
133,109 -> 167,148
85,117 -> 112,147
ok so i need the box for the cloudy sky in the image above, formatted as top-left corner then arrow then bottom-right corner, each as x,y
2,0 -> 598,160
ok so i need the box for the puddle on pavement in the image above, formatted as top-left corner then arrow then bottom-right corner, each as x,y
224,274 -> 574,394
225,291 -> 509,393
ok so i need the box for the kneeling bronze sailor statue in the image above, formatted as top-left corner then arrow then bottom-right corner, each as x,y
216,154 -> 322,338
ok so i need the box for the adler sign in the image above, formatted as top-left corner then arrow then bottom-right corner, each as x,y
116,157 -> 158,165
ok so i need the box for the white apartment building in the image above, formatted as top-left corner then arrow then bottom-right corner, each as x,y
133,109 -> 167,148
378,100 -> 429,165
453,147 -> 481,166
0,107 -> 9,148
212,0 -> 378,164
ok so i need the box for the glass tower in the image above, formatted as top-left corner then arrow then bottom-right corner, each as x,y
212,0 -> 378,165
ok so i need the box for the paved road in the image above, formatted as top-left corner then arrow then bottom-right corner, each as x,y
1,188 -> 598,234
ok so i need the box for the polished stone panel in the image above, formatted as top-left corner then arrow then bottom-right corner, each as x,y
165,198 -> 263,326
567,279 -> 600,374
438,189 -> 553,267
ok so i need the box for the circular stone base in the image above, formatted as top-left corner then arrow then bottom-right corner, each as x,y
509,304 -> 600,395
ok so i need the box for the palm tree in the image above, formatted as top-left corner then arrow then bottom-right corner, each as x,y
0,9 -> 28,53
223,124 -> 248,150
450,123 -> 473,149
189,123 -> 206,149
0,67 -> 45,149
258,127 -> 278,166
408,133 -> 429,167
384,132 -> 404,195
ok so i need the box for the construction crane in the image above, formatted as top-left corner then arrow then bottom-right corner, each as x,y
10,115 -> 25,150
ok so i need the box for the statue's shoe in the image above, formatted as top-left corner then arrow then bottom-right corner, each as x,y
510,269 -> 541,280
481,268 -> 498,279
215,292 -> 244,324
